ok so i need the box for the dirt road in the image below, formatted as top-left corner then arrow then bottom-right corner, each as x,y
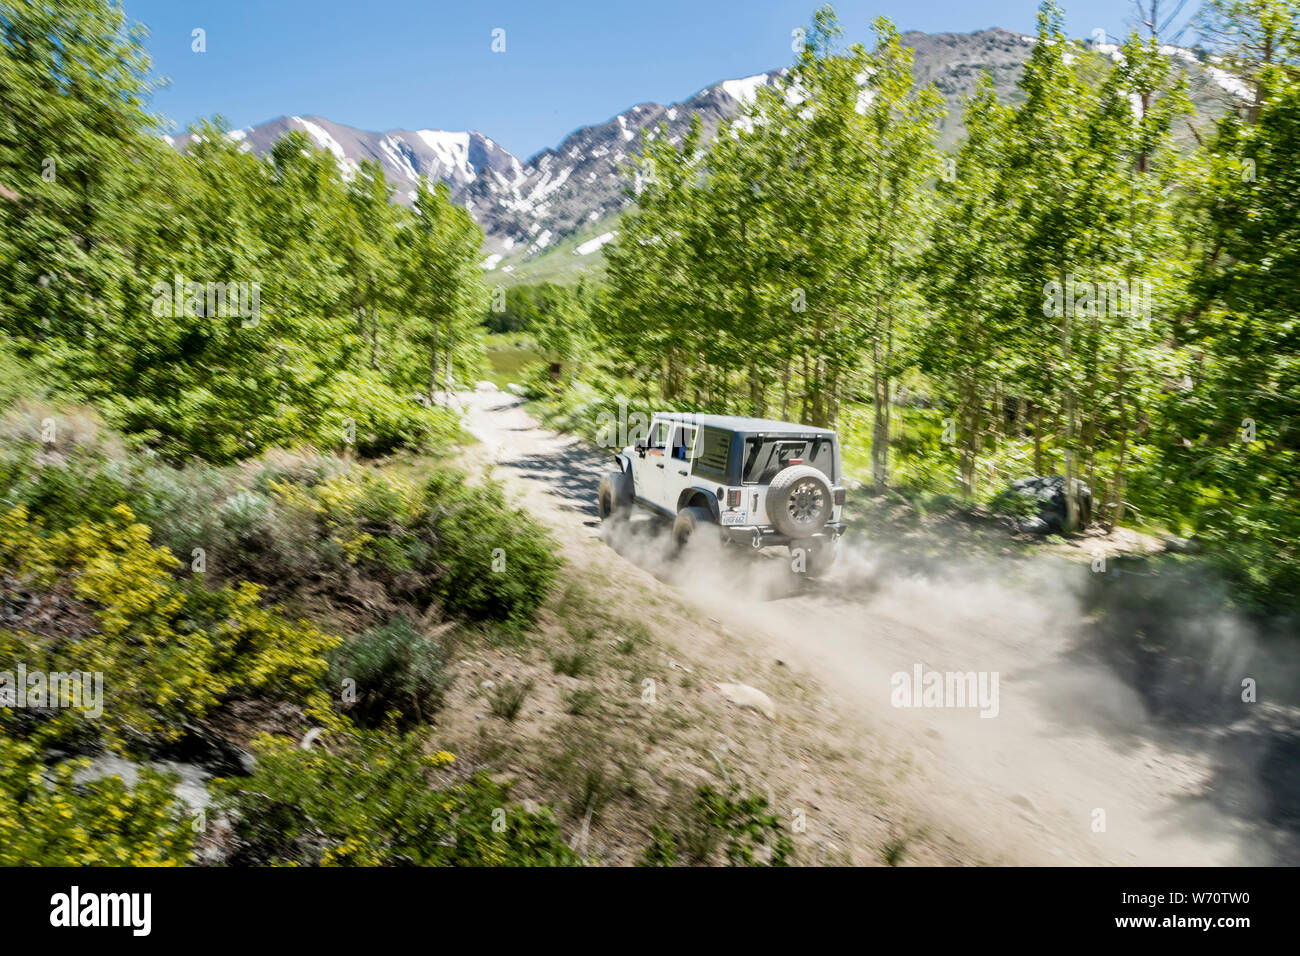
463,390 -> 1298,866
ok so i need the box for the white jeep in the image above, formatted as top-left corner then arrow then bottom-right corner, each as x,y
597,413 -> 847,574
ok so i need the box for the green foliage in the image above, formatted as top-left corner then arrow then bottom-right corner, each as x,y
641,784 -> 793,866
0,4 -> 486,464
307,372 -> 464,458
603,9 -> 942,437
403,180 -> 488,402
550,645 -> 595,677
1157,71 -> 1300,606
0,409 -> 559,630
417,469 -> 561,629
216,730 -> 580,866
329,619 -> 451,729
483,282 -> 572,334
489,679 -> 534,721
0,504 -> 340,752
0,736 -> 195,866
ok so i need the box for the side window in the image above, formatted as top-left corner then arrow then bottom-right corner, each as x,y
693,426 -> 732,481
670,425 -> 695,462
648,420 -> 670,451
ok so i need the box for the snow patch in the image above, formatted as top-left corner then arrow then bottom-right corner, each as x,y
416,129 -> 476,181
574,231 -> 616,256
721,74 -> 769,105
292,117 -> 358,178
1206,65 -> 1252,100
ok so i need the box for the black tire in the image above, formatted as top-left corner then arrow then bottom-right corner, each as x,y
767,465 -> 833,539
671,505 -> 716,554
598,470 -> 632,522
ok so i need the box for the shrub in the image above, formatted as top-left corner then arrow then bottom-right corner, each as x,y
270,466 -> 560,630
643,784 -> 793,867
215,730 -> 580,866
304,372 -> 465,458
0,736 -> 194,866
328,619 -> 451,729
563,688 -> 599,716
0,504 -> 340,751
419,469 -> 560,629
489,679 -> 534,722
551,646 -> 595,677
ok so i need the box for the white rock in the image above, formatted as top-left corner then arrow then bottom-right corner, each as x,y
714,682 -> 776,720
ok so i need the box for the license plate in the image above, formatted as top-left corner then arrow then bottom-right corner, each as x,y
720,512 -> 747,526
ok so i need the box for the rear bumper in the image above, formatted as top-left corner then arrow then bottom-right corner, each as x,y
721,522 -> 846,550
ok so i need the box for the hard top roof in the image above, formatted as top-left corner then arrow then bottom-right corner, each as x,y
654,412 -> 836,436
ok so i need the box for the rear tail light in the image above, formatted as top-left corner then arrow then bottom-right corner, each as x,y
727,489 -> 742,508
788,458 -> 804,465
833,488 -> 846,506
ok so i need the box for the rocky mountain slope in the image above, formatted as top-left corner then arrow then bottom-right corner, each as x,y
172,28 -> 1242,272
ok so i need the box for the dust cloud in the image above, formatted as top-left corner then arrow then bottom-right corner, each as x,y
601,512 -> 1300,865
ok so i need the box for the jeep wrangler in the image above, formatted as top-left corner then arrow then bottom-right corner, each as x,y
597,413 -> 846,574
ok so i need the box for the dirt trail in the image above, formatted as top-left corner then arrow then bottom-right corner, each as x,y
463,390 -> 1287,866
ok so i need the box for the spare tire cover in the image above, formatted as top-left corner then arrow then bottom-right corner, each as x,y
766,464 -> 832,538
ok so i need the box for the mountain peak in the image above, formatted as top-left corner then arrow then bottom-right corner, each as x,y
166,27 -> 1232,268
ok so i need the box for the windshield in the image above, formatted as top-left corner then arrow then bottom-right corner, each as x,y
741,436 -> 836,484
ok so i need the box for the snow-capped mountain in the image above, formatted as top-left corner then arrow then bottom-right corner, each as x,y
171,28 -> 1243,266
173,116 -> 520,204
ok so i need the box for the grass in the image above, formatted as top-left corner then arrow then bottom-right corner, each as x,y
485,213 -> 622,288
483,332 -> 544,389
489,679 -> 535,721
551,646 -> 596,678
882,835 -> 909,866
563,688 -> 600,716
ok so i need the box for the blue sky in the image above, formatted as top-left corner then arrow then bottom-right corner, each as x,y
123,0 -> 1200,160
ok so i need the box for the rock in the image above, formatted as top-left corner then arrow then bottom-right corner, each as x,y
1017,516 -> 1050,535
505,383 -> 528,397
158,723 -> 256,777
474,380 -> 498,392
1162,535 -> 1201,554
1007,475 -> 1092,533
714,682 -> 776,720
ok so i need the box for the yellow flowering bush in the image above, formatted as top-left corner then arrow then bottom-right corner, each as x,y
217,730 -> 580,867
0,736 -> 194,866
0,504 -> 340,750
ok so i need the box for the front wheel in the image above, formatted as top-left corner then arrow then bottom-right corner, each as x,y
598,471 -> 632,522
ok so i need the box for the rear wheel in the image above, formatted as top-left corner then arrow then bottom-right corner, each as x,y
671,505 -> 716,555
598,471 -> 632,522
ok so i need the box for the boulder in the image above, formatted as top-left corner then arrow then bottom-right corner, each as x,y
1007,475 -> 1092,534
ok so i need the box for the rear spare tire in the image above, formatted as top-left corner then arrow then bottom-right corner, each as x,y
767,465 -> 832,539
